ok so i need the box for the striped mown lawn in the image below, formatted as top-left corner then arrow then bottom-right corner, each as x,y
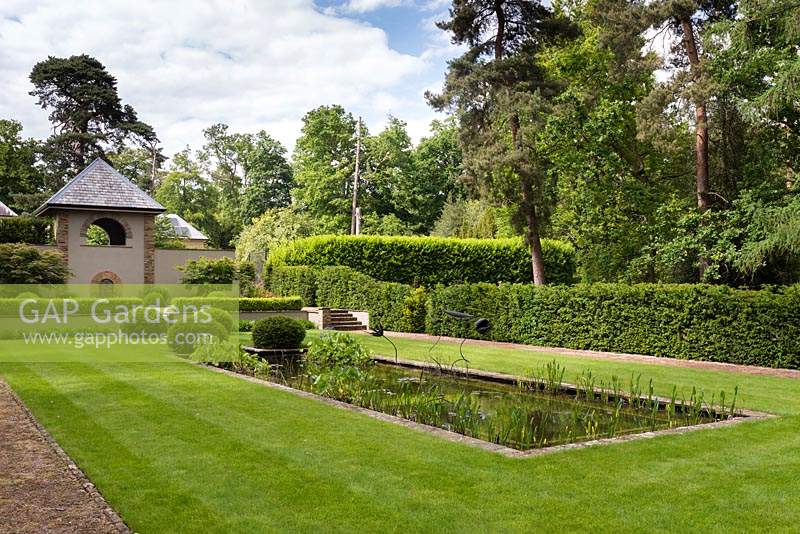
1,334 -> 799,532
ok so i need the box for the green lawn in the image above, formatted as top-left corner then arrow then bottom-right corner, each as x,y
1,333 -> 799,532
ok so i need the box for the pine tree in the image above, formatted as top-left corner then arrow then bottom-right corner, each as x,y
428,0 -> 576,284
29,54 -> 157,179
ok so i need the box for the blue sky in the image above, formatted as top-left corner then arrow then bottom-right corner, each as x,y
316,0 -> 446,55
0,0 -> 462,158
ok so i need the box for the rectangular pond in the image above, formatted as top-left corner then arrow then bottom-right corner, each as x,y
266,356 -> 737,452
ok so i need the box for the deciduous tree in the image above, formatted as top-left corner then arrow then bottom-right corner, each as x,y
292,105 -> 360,233
0,119 -> 44,213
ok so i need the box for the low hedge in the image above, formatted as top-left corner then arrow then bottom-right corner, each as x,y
427,283 -> 800,369
239,297 -> 303,311
267,235 -> 576,286
170,296 -> 303,313
0,216 -> 51,244
0,297 -> 144,317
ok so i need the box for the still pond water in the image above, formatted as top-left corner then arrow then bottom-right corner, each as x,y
270,360 -> 717,451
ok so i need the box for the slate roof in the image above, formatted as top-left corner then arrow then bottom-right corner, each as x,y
35,158 -> 165,215
161,213 -> 208,241
0,200 -> 16,217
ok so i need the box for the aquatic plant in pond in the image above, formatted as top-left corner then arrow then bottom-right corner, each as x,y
195,341 -> 271,377
306,332 -> 372,372
261,347 -> 742,451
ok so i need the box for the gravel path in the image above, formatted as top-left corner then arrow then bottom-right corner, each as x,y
0,378 -> 128,533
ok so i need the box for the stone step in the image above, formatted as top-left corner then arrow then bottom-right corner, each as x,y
325,309 -> 365,330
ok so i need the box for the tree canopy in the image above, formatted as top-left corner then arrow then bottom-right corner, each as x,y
5,6 -> 800,287
29,54 -> 158,181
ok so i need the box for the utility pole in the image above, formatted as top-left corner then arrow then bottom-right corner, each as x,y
149,139 -> 158,194
350,116 -> 362,235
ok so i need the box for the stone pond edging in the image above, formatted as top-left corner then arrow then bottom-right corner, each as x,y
201,361 -> 773,459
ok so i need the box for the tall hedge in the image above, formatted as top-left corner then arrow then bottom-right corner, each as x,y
427,283 -> 800,369
0,216 -> 51,244
267,235 -> 576,286
271,261 -> 800,368
315,267 -> 414,330
270,265 -> 317,306
270,265 -> 417,331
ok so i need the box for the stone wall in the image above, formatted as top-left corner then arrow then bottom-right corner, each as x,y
55,213 -> 69,263
143,216 -> 155,284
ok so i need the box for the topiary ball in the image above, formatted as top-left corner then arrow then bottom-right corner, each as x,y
143,290 -> 169,307
167,319 -> 228,355
252,316 -> 306,349
206,307 -> 235,333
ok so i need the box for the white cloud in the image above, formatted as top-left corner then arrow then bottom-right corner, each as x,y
340,0 -> 408,14
419,10 -> 463,62
418,0 -> 452,11
0,0 -> 456,159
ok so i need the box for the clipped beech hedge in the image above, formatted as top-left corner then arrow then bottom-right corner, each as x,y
315,266 -> 414,330
267,235 -> 576,286
270,265 -> 418,331
269,266 -> 317,307
271,263 -> 800,368
427,283 -> 800,369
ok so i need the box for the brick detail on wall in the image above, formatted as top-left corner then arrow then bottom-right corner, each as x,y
78,212 -> 133,239
90,271 -> 122,284
55,212 -> 69,263
143,215 -> 155,284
